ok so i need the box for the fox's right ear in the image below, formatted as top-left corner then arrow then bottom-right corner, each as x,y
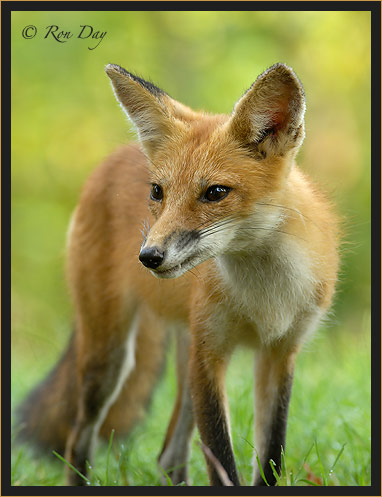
227,63 -> 306,159
105,64 -> 175,155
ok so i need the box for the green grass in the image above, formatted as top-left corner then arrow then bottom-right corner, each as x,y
11,316 -> 371,487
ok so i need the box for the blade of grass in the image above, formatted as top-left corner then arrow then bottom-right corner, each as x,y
52,450 -> 91,485
105,429 -> 115,485
330,443 -> 346,472
117,443 -> 129,486
158,467 -> 174,486
254,449 -> 269,486
240,436 -> 254,449
314,440 -> 327,486
328,443 -> 346,483
269,459 -> 281,485
158,463 -> 188,486
289,468 -> 295,486
281,446 -> 289,485
294,442 -> 315,483
11,448 -> 24,484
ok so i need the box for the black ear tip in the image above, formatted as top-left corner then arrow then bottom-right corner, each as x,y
266,62 -> 297,78
269,62 -> 289,70
263,63 -> 304,94
105,63 -> 117,72
105,63 -> 130,77
105,65 -> 166,98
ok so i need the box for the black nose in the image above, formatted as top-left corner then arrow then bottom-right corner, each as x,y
139,246 -> 164,269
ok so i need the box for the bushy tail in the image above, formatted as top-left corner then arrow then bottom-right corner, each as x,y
16,334 -> 78,454
16,323 -> 168,454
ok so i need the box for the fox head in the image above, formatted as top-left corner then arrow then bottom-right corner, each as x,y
106,63 -> 305,279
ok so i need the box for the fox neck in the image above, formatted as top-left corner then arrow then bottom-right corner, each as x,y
215,233 -> 317,343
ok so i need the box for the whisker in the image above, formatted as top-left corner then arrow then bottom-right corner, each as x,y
195,218 -> 214,231
240,226 -> 306,241
195,216 -> 231,232
198,214 -> 240,233
199,225 -> 233,240
199,221 -> 305,242
199,217 -> 238,238
257,202 -> 323,232
199,225 -> 233,239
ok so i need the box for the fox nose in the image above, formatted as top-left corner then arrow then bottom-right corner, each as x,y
139,246 -> 165,269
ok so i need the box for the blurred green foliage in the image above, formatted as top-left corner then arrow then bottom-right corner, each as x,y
12,11 -> 370,388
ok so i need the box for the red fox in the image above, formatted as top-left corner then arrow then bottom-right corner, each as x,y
18,63 -> 339,486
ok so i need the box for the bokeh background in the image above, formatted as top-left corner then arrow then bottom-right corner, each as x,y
11,10 -> 371,486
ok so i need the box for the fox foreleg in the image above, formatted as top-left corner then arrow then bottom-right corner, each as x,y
189,335 -> 240,486
253,342 -> 298,486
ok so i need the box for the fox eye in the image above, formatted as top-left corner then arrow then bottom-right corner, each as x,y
204,185 -> 231,202
150,184 -> 163,202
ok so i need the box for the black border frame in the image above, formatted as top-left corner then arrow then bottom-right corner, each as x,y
3,2 -> 381,496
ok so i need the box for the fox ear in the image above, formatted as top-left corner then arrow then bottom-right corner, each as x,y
105,64 -> 175,155
228,64 -> 306,158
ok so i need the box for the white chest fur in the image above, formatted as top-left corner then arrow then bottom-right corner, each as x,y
216,237 -> 319,345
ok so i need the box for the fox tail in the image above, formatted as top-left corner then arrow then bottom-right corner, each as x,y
16,326 -> 167,455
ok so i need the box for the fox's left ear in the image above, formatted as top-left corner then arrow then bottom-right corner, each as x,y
105,64 -> 177,156
227,64 -> 305,158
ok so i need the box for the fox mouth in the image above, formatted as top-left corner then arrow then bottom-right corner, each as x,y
151,254 -> 200,279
